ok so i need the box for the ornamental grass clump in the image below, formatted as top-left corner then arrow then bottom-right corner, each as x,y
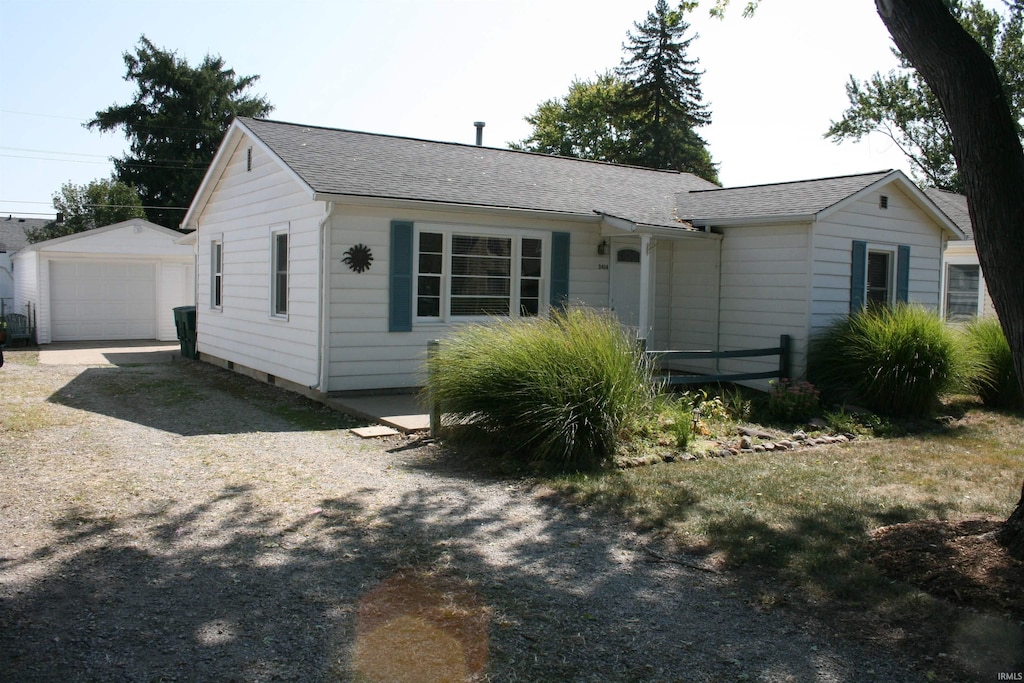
807,304 -> 969,418
964,317 -> 1022,411
424,308 -> 654,470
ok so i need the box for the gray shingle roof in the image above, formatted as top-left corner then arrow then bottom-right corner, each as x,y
924,188 -> 972,239
0,216 -> 46,253
240,118 -> 719,229
675,171 -> 894,223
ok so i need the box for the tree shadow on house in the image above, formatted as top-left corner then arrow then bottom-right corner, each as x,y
46,361 -> 367,436
0,468 -> 945,682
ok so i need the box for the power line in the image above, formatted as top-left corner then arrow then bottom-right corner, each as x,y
0,153 -> 202,170
0,200 -> 190,211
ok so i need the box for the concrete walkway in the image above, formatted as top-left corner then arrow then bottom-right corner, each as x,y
34,341 -> 430,434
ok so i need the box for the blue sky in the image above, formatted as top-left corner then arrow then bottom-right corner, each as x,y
2,0 -> 924,219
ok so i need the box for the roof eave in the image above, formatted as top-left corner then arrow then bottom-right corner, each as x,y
314,192 -> 605,223
687,213 -> 817,228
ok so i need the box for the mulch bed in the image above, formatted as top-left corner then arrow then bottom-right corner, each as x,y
867,516 -> 1024,617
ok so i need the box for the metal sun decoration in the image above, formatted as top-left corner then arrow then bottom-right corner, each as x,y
342,244 -> 373,273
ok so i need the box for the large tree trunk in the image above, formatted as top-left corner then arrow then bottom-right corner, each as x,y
875,0 -> 1024,554
1001,481 -> 1024,560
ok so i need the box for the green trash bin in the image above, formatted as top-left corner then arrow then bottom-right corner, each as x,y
172,306 -> 197,359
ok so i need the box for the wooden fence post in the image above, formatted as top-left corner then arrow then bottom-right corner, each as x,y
427,339 -> 441,438
778,334 -> 791,380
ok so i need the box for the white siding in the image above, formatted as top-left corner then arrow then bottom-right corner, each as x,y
661,237 -> 721,374
158,262 -> 195,341
195,138 -> 324,388
811,185 -> 945,335
716,224 -> 811,383
652,241 -> 673,350
325,205 -> 607,392
11,250 -> 39,332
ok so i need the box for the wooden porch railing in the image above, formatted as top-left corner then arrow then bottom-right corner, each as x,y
644,334 -> 791,387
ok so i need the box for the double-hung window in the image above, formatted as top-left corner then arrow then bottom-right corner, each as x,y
271,227 -> 289,317
945,263 -> 980,321
211,239 -> 223,310
415,228 -> 544,320
851,241 -> 909,312
866,249 -> 893,306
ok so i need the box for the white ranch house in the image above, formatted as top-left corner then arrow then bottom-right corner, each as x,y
181,117 -> 964,395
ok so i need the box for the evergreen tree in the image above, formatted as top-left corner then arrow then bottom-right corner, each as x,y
514,1 -> 718,183
88,36 -> 273,229
617,0 -> 718,181
25,179 -> 145,244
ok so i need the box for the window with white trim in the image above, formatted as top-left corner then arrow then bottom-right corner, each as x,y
271,228 -> 289,317
866,249 -> 893,306
415,228 -> 545,320
211,240 -> 223,309
945,263 -> 980,321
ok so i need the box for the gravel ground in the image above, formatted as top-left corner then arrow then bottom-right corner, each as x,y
0,354 -> 935,682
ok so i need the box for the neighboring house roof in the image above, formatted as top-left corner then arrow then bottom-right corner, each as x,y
186,117 -> 720,231
0,216 -> 47,253
924,188 -> 973,239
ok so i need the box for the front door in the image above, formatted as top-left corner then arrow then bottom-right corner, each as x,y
609,239 -> 642,332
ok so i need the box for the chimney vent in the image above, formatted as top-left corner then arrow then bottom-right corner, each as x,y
474,121 -> 486,146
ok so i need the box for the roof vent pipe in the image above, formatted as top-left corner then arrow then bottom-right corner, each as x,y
474,121 -> 485,146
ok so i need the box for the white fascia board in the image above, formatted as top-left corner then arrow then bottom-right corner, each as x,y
599,212 -> 720,240
689,214 -> 816,229
313,192 -> 604,223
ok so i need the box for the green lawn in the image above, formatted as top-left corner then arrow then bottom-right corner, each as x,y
551,400 -> 1024,604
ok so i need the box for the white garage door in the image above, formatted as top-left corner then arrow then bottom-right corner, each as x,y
50,261 -> 157,341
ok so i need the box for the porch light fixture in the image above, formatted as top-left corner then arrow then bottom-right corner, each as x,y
597,239 -> 609,255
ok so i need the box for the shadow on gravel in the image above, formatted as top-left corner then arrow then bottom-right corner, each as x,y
1,465 -> 944,683
46,362 -> 365,436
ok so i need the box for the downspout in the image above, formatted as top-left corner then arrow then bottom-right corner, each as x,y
638,234 -> 653,341
311,201 -> 334,392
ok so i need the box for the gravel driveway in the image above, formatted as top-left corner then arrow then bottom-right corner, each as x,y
0,353 -> 931,682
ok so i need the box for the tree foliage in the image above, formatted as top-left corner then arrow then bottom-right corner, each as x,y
826,1 -> 1023,191
25,179 -> 145,244
509,73 -> 639,161
618,0 -> 717,179
513,1 -> 718,183
88,36 -> 273,229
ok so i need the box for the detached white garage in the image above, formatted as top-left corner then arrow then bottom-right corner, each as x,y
12,219 -> 195,343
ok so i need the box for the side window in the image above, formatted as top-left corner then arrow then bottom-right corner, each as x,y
211,240 -> 223,309
271,229 -> 288,317
866,250 -> 892,306
945,263 -> 980,321
416,232 -> 443,318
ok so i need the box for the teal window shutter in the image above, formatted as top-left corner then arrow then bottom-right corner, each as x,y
896,244 -> 910,303
550,232 -> 570,309
850,240 -> 867,312
389,221 -> 414,332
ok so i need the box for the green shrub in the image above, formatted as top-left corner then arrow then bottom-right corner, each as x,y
765,378 -> 821,424
424,308 -> 654,470
965,317 -> 1023,410
807,304 -> 969,418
